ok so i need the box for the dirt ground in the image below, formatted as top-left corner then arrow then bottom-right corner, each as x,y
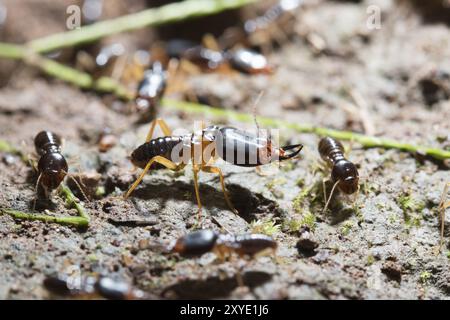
0,0 -> 449,300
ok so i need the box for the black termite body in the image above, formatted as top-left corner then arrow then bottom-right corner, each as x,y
164,39 -> 225,70
135,61 -> 167,120
126,121 -> 303,214
225,48 -> 274,74
164,39 -> 272,74
129,135 -> 183,170
43,274 -> 146,300
183,46 -> 225,70
34,131 -> 68,195
170,229 -> 277,259
171,229 -> 218,257
318,137 -> 359,194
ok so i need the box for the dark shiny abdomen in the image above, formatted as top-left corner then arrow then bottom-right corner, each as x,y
131,136 -> 183,169
318,136 -> 345,164
173,230 -> 219,257
34,131 -> 62,156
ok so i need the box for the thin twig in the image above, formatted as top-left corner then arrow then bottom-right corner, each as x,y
1,185 -> 89,228
1,208 -> 88,228
0,140 -> 90,228
27,0 -> 259,53
0,0 -> 448,161
161,99 -> 450,160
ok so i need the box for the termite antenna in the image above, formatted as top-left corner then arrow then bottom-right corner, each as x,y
32,173 -> 43,211
323,180 -> 340,213
66,173 -> 90,202
252,91 -> 265,134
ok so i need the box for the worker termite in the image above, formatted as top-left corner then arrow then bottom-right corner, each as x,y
164,39 -> 273,75
170,229 -> 278,260
125,119 -> 303,219
135,61 -> 167,121
221,0 -> 303,52
33,131 -> 87,207
43,273 -> 148,300
318,137 -> 360,212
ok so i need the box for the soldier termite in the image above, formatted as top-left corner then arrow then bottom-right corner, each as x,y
318,136 -> 360,212
124,119 -> 303,220
170,229 -> 278,260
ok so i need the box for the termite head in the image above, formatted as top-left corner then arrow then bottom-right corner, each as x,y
38,153 -> 68,190
332,159 -> 359,194
203,125 -> 221,142
170,229 -> 218,257
214,127 -> 302,167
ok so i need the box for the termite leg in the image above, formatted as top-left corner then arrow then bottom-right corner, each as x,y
235,271 -> 245,288
255,166 -> 271,177
32,173 -> 43,211
352,183 -> 361,205
66,174 -> 90,202
192,165 -> 203,224
212,246 -> 227,263
271,23 -> 290,47
201,165 -> 238,215
211,216 -> 233,234
233,257 -> 246,288
322,178 -> 329,205
145,118 -> 173,143
438,182 -> 450,252
125,156 -> 184,199
164,59 -> 179,95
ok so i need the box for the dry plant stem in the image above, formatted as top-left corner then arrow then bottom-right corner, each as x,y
27,0 -> 259,53
0,140 -> 90,227
0,47 -> 449,161
0,0 -> 448,160
0,43 -> 134,99
161,99 -> 450,160
1,185 -> 90,228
